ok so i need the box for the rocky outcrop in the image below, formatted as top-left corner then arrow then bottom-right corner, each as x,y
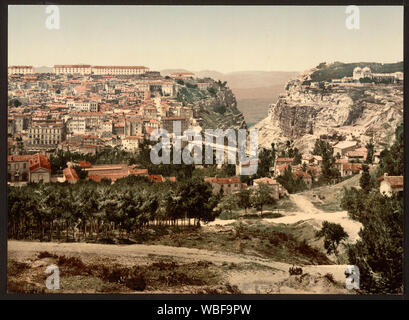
178,81 -> 246,130
255,68 -> 403,153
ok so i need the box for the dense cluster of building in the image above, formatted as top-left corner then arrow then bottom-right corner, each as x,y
8,64 -> 402,198
7,64 -> 215,184
7,65 -> 210,155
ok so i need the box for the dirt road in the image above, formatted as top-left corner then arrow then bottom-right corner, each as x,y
208,194 -> 362,243
8,240 -> 291,271
272,194 -> 362,242
8,240 -> 349,294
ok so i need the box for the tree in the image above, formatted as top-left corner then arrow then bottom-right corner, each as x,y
292,148 -> 302,165
276,165 -> 306,194
222,164 -> 236,177
73,166 -> 88,180
359,164 -> 372,193
218,194 -> 237,215
257,145 -> 275,177
376,124 -> 403,177
10,99 -> 22,107
179,178 -> 216,225
250,184 -> 276,214
315,221 -> 348,262
237,189 -> 251,213
16,136 -> 25,155
312,139 -> 339,184
365,141 -> 374,164
342,125 -> 403,293
343,190 -> 403,293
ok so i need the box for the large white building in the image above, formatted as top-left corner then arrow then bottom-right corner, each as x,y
8,66 -> 34,75
353,66 -> 403,82
353,67 -> 371,80
66,117 -> 87,134
91,66 -> 149,75
66,100 -> 99,112
53,65 -> 149,75
54,65 -> 92,75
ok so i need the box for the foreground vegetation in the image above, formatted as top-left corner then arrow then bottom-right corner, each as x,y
8,177 -> 219,241
8,253 -> 238,294
341,124 -> 403,294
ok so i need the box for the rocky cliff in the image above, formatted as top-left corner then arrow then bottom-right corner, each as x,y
176,80 -> 246,130
255,67 -> 403,153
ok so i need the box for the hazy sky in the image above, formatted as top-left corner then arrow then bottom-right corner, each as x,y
8,5 -> 403,73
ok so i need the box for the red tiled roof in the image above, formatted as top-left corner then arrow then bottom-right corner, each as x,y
63,167 -> 79,182
54,65 -> 91,68
79,161 -> 92,168
8,66 -> 33,69
92,65 -> 148,69
293,171 -> 312,179
161,116 -> 186,121
130,168 -> 148,175
275,158 -> 294,163
377,174 -> 403,188
29,154 -> 51,172
204,176 -> 240,184
253,177 -> 279,185
87,172 -> 129,182
149,175 -> 165,183
342,163 -> 362,171
8,153 -> 51,172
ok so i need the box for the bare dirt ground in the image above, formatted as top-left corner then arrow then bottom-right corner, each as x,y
272,194 -> 362,242
8,237 -> 350,294
208,194 -> 362,243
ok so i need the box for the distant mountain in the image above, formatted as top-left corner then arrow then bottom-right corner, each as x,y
160,69 -> 192,76
34,66 -> 53,73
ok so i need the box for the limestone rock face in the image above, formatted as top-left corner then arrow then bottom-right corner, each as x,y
193,86 -> 247,130
255,69 -> 403,153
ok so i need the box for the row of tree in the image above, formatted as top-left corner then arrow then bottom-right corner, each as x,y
8,176 -> 219,242
217,185 -> 277,215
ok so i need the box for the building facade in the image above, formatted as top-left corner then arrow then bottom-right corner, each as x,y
28,123 -> 66,150
54,65 -> 92,75
8,66 -> 34,75
91,66 -> 149,75
66,101 -> 99,112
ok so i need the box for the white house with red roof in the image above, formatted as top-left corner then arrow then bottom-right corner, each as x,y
377,173 -> 403,197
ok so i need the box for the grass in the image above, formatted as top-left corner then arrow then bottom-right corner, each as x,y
144,222 -> 330,265
218,211 -> 283,220
218,198 -> 296,220
301,174 -> 361,212
7,253 -> 228,293
10,239 -> 250,293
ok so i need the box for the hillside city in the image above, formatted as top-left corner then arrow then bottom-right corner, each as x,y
7,62 -> 404,294
7,64 -> 403,195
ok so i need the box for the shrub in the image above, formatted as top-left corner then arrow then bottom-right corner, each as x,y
324,273 -> 335,283
289,265 -> 303,275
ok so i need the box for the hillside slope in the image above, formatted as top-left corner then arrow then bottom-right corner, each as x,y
255,63 -> 403,153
